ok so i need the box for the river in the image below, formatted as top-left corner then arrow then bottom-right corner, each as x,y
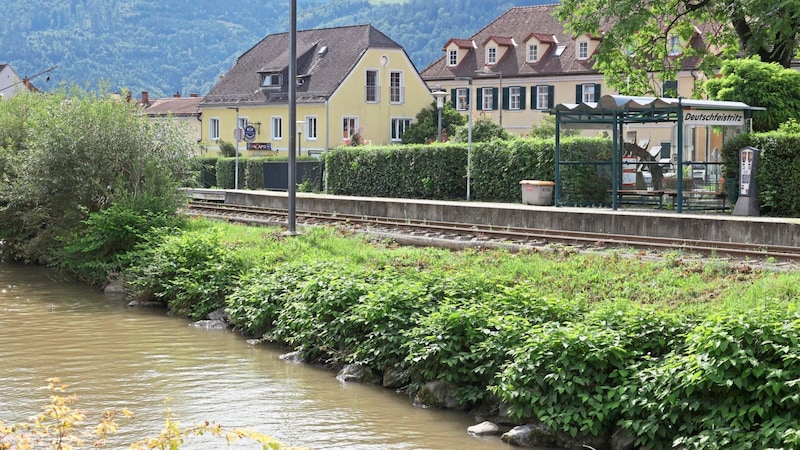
0,262 -> 529,449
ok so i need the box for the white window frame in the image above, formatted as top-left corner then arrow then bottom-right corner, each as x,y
448,49 -> 458,66
456,88 -> 469,111
237,117 -> 248,130
536,85 -> 549,110
305,115 -> 318,140
390,71 -> 404,104
390,117 -> 412,142
271,116 -> 282,140
486,47 -> 497,65
528,44 -> 538,62
668,35 -> 681,56
581,84 -> 596,103
262,73 -> 282,87
578,41 -> 589,60
365,69 -> 379,103
481,87 -> 494,111
343,116 -> 358,140
509,86 -> 521,110
209,117 -> 220,141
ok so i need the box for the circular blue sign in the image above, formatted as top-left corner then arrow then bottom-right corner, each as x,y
244,125 -> 257,142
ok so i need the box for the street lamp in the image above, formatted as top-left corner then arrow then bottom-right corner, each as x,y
287,0 -> 298,235
475,66 -> 502,128
431,89 -> 447,142
227,107 -> 240,189
297,120 -> 305,156
454,76 -> 473,201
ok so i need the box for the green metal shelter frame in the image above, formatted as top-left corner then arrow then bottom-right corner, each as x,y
551,95 -> 764,212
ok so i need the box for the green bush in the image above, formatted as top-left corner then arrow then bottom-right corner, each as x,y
245,157 -> 269,189
195,155 -> 218,188
215,157 -> 246,189
125,227 -> 244,319
620,306 -> 800,449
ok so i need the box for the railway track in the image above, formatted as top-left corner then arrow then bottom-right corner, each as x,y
184,200 -> 800,264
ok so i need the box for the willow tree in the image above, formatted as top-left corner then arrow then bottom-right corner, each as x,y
554,0 -> 800,95
0,87 -> 198,264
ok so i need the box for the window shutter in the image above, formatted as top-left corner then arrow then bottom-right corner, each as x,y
502,87 -> 509,110
531,86 -> 537,109
451,88 -> 457,109
476,88 -> 484,111
519,86 -> 526,110
662,80 -> 678,98
493,87 -> 499,110
594,84 -> 601,101
548,86 -> 554,109
575,85 -> 582,103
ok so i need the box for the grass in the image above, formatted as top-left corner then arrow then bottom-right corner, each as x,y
193,216 -> 798,317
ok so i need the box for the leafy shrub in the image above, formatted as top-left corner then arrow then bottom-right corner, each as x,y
125,227 -> 244,319
620,306 -> 800,449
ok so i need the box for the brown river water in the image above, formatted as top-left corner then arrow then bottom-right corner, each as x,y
0,262 -> 542,449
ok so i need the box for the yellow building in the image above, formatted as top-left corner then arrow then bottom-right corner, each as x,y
420,4 -> 724,163
198,24 -> 433,156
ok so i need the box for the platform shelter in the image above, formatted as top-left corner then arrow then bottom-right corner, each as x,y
551,95 -> 764,212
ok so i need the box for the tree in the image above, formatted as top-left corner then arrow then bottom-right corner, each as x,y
0,87 -> 198,264
703,57 -> 800,132
401,101 -> 466,144
554,0 -> 800,96
454,117 -> 510,143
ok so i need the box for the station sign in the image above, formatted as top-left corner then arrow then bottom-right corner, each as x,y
683,109 -> 744,126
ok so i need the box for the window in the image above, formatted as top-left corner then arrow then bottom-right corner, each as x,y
209,118 -> 220,141
261,73 -> 282,87
305,115 -> 318,140
534,85 -> 553,110
487,47 -> 497,64
578,41 -> 589,59
365,69 -> 379,103
390,71 -> 403,103
343,116 -> 358,140
668,36 -> 681,56
481,87 -> 494,111
390,118 -> 412,142
527,44 -> 538,62
509,86 -> 521,110
577,83 -> 600,103
271,116 -> 282,140
238,117 -> 248,131
455,88 -> 469,111
662,80 -> 678,97
448,49 -> 458,66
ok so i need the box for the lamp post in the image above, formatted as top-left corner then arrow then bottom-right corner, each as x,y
228,107 -> 240,189
431,89 -> 447,142
454,76 -> 473,201
297,120 -> 305,156
287,0 -> 298,234
475,67 -> 502,128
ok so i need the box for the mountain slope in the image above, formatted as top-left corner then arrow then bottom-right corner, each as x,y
2,0 -> 550,97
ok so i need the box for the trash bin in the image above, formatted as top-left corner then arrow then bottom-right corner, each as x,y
520,180 -> 555,206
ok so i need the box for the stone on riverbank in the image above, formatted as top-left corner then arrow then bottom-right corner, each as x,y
336,363 -> 381,384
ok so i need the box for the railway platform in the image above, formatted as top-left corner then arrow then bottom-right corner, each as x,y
184,188 -> 800,248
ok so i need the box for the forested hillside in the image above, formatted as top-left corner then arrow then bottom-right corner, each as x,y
1,0 -> 547,97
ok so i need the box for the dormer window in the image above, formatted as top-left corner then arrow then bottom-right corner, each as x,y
261,73 -> 282,87
668,35 -> 681,56
448,49 -> 458,66
527,44 -> 538,62
487,47 -> 497,65
577,41 -> 589,60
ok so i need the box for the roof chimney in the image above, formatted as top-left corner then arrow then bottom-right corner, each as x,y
141,91 -> 149,105
190,93 -> 198,98
173,91 -> 181,98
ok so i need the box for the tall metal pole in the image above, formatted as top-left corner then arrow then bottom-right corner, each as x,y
467,81 -> 472,201
234,108 -> 240,189
498,72 -> 503,128
287,0 -> 297,234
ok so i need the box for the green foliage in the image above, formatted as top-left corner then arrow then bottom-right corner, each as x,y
402,101 -> 466,144
530,115 -> 580,139
125,227 -> 245,319
703,57 -> 800,132
722,132 -> 800,216
215,157 -> 246,189
0,88 -> 196,264
778,118 -> 800,134
195,155 -> 219,188
620,306 -> 800,449
218,140 -> 237,157
454,117 -> 510,143
555,0 -> 798,95
245,157 -> 270,189
61,203 -> 183,285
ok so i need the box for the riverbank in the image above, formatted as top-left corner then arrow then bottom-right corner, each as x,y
106,216 -> 800,449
